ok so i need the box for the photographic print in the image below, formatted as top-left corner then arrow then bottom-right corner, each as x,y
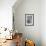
25,14 -> 34,26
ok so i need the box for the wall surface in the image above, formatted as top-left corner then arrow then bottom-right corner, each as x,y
13,0 -> 42,46
41,0 -> 46,46
0,0 -> 16,30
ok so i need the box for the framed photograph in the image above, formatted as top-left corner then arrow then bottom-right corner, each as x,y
25,14 -> 34,26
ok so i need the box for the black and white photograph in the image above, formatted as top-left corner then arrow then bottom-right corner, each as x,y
25,14 -> 34,26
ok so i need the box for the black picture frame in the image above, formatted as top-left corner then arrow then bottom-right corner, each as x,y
25,14 -> 34,26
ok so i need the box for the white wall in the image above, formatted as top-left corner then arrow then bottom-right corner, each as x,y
41,0 -> 46,46
13,0 -> 41,46
0,0 -> 16,30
